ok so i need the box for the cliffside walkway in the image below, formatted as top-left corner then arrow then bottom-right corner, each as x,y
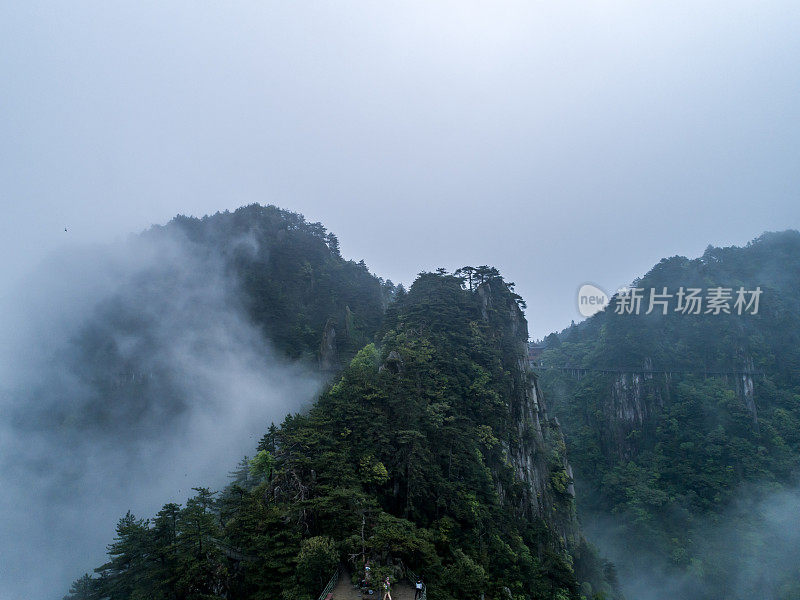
318,569 -> 424,600
329,577 -> 416,600
532,365 -> 764,377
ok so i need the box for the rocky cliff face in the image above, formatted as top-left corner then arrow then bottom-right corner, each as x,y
602,360 -> 668,460
598,354 -> 761,460
508,373 -> 580,547
477,280 -> 580,548
319,318 -> 340,372
734,354 -> 758,426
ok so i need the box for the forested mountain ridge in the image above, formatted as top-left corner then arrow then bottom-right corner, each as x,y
63,208 -> 619,600
538,230 -> 800,599
148,204 -> 392,364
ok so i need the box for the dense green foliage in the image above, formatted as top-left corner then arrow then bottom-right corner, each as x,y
538,231 -> 800,599
68,269 -> 620,600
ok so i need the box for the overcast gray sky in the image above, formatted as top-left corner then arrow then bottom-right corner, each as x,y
2,0 -> 799,337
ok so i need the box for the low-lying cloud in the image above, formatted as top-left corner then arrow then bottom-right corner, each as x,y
0,230 -> 322,599
583,479 -> 800,600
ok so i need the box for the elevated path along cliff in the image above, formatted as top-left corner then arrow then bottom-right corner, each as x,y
324,571 -> 419,600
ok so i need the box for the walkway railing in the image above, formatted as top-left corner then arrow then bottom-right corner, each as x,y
316,564 -> 426,599
406,568 -> 426,600
316,566 -> 341,600
531,364 -> 764,377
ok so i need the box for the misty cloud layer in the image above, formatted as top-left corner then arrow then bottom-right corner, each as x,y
0,230 -> 322,599
584,479 -> 800,599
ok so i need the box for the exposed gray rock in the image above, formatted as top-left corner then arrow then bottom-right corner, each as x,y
319,318 -> 340,372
